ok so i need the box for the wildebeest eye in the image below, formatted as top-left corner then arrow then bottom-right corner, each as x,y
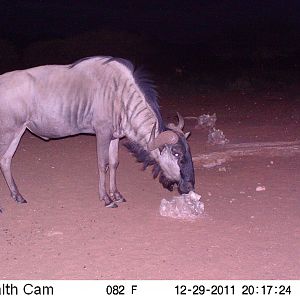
172,148 -> 182,158
171,145 -> 183,159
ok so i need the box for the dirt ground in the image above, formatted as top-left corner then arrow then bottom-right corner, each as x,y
1,90 -> 299,280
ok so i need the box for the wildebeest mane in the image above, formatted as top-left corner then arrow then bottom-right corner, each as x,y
103,56 -> 135,72
124,140 -> 177,191
124,140 -> 156,171
69,56 -> 101,68
104,57 -> 164,132
133,67 -> 164,132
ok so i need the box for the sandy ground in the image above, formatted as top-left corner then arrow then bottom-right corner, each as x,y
0,91 -> 299,279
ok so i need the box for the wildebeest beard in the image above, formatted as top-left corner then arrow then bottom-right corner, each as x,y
124,141 -> 178,191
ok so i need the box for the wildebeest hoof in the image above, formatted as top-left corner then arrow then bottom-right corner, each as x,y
102,195 -> 118,208
105,201 -> 118,208
115,197 -> 126,203
110,192 -> 126,203
12,194 -> 27,203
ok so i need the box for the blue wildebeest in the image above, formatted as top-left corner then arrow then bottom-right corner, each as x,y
0,56 -> 195,212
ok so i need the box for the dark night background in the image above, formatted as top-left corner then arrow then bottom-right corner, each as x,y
1,0 -> 300,89
1,1 -> 300,280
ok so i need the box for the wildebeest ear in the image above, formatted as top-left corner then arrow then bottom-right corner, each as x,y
184,132 -> 191,139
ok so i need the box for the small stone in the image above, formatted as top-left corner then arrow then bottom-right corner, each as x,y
46,231 -> 63,237
218,167 -> 227,172
256,186 -> 266,192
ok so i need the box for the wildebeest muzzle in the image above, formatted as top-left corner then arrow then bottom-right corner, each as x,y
178,179 -> 194,194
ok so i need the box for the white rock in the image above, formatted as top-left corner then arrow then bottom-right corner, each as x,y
256,185 -> 266,192
160,191 -> 204,220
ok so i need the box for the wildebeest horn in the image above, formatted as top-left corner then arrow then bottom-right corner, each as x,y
148,123 -> 179,151
167,112 -> 185,132
177,112 -> 184,130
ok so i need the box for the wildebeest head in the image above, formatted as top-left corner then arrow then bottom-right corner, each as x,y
148,113 -> 195,194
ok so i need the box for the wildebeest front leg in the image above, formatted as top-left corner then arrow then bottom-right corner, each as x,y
95,132 -> 118,208
0,126 -> 27,209
109,139 -> 126,203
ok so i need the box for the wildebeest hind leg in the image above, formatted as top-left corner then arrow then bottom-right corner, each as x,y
0,126 -> 27,206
